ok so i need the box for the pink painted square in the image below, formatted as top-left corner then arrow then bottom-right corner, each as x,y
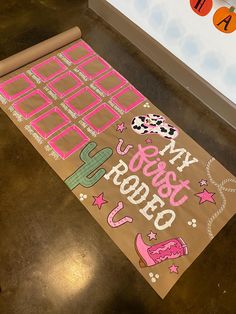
94,70 -> 127,95
77,55 -> 110,79
31,56 -> 67,82
30,107 -> 70,139
112,85 -> 146,112
64,87 -> 101,116
0,73 -> 35,101
47,71 -> 83,98
13,89 -> 52,119
83,103 -> 120,134
62,40 -> 95,64
49,125 -> 89,159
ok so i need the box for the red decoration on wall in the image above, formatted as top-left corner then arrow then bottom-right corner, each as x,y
213,6 -> 236,33
190,0 -> 213,16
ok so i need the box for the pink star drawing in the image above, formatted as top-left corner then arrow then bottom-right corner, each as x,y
147,231 -> 157,241
169,264 -> 179,274
92,192 -> 108,209
116,122 -> 126,133
199,179 -> 208,187
195,188 -> 216,205
145,138 -> 152,144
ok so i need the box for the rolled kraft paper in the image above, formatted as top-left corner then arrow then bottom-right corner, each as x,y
0,26 -> 81,77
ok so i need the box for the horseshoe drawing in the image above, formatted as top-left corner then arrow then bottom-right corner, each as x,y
116,138 -> 133,156
107,201 -> 133,228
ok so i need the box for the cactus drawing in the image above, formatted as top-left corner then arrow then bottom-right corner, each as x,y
65,141 -> 113,190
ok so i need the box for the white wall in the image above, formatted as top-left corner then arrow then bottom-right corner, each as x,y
107,0 -> 236,105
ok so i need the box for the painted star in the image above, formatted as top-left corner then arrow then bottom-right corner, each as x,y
116,122 -> 126,133
92,192 -> 108,209
199,179 -> 208,187
147,231 -> 157,241
145,138 -> 152,144
195,188 -> 216,205
169,264 -> 179,274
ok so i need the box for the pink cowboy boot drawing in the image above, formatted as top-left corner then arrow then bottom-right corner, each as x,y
135,233 -> 188,268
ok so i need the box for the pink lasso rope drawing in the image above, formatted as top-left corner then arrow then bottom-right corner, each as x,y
206,158 -> 236,239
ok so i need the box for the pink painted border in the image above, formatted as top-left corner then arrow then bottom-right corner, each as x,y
83,103 -> 120,134
112,85 -> 146,112
47,71 -> 83,98
62,40 -> 95,64
94,70 -> 127,95
77,55 -> 110,79
31,56 -> 67,82
0,73 -> 35,101
48,125 -> 89,159
30,107 -> 70,139
13,89 -> 52,119
64,86 -> 101,116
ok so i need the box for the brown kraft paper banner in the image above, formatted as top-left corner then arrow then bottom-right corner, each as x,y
0,28 -> 235,299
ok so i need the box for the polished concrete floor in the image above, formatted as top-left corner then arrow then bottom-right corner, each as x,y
0,1 -> 235,313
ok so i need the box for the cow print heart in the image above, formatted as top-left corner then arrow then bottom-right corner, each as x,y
131,114 -> 179,139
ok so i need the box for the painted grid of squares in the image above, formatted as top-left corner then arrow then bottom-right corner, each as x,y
30,107 -> 71,139
0,73 -> 36,101
13,89 -> 52,119
31,56 -> 67,82
0,39 -> 147,160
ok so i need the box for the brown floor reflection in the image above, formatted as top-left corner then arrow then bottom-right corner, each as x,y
41,243 -> 96,302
